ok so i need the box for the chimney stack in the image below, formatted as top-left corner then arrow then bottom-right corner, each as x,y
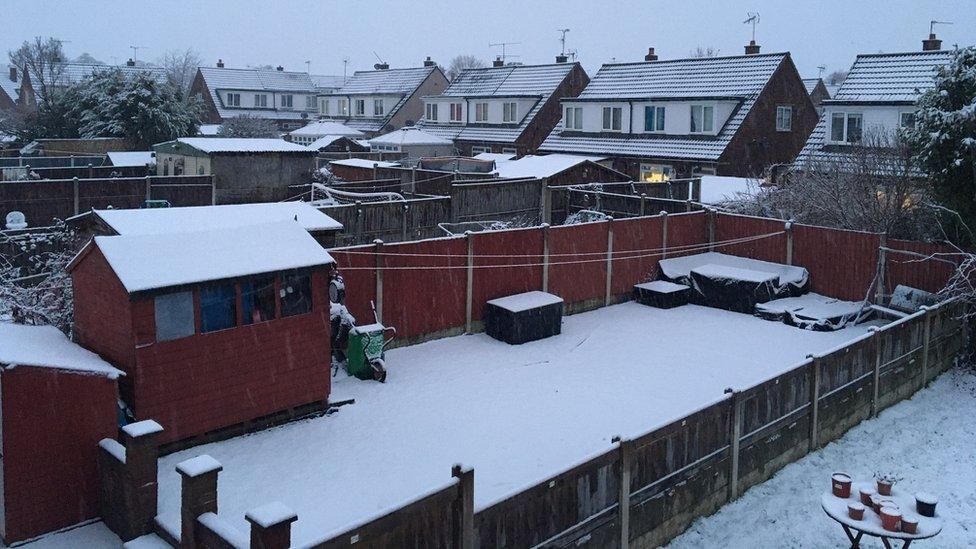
493,56 -> 504,67
373,62 -> 389,70
216,59 -> 225,68
423,56 -> 436,67
744,40 -> 761,55
126,58 -> 136,67
644,47 -> 659,62
8,66 -> 16,82
276,65 -> 284,71
555,54 -> 568,63
922,33 -> 942,51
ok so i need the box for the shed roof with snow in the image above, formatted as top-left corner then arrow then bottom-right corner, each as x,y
290,120 -> 364,138
370,126 -> 453,147
92,202 -> 343,236
0,323 -> 122,378
329,158 -> 400,169
106,151 -> 155,167
154,138 -> 314,155
492,154 -> 611,179
76,221 -> 335,293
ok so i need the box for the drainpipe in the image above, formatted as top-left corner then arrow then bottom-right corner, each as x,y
628,101 -> 634,133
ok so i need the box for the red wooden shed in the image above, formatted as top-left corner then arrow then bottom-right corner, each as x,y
68,220 -> 336,446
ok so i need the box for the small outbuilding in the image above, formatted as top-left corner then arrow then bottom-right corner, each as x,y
492,154 -> 627,185
369,126 -> 455,158
69,220 -> 336,445
0,323 -> 121,544
305,135 -> 370,153
152,138 -> 316,204
288,120 -> 364,146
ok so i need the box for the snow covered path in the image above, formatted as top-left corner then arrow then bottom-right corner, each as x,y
667,368 -> 976,548
153,302 -> 877,545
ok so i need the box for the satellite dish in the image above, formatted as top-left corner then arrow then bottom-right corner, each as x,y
5,211 -> 27,230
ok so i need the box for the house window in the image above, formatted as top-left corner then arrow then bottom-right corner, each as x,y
475,102 -> 489,122
155,291 -> 194,341
690,105 -> 714,133
197,164 -> 205,175
776,106 -> 792,132
450,103 -> 463,122
564,106 -> 582,130
644,106 -> 665,132
426,103 -> 438,121
254,94 -> 268,107
320,99 -> 329,114
502,101 -> 517,123
281,94 -> 294,108
830,112 -> 863,143
900,112 -> 915,128
471,145 -> 490,154
280,273 -> 313,317
374,99 -> 385,116
639,163 -> 674,183
242,275 -> 277,324
226,92 -> 241,107
502,147 -> 517,154
200,283 -> 237,333
306,96 -> 315,110
602,107 -> 622,131
354,99 -> 366,116
338,99 -> 348,115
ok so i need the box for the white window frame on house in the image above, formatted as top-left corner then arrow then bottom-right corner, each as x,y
829,112 -> 863,143
254,94 -> 268,108
502,101 -> 518,123
226,92 -> 241,107
354,99 -> 366,116
644,105 -> 665,132
320,99 -> 329,115
775,105 -> 793,132
450,103 -> 463,122
306,96 -> 316,110
564,106 -> 582,130
338,99 -> 348,116
374,99 -> 385,116
639,163 -> 674,183
426,103 -> 438,121
502,147 -> 518,154
475,102 -> 489,122
281,94 -> 294,109
471,145 -> 490,154
602,106 -> 622,131
690,104 -> 714,133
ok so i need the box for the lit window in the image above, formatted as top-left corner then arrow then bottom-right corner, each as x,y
281,94 -> 293,108
280,273 -> 313,317
254,94 -> 267,107
475,102 -> 489,122
564,106 -> 582,130
602,107 -> 622,131
374,99 -> 384,116
644,106 -> 665,132
200,283 -> 237,333
242,275 -> 277,324
639,163 -> 674,183
155,291 -> 194,341
426,103 -> 438,121
502,101 -> 517,122
450,103 -> 463,122
690,105 -> 713,133
776,106 -> 792,132
502,147 -> 517,154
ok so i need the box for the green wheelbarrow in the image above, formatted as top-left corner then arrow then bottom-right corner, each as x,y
345,314 -> 395,383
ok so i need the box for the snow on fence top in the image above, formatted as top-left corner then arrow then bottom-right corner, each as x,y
171,138 -> 313,154
89,221 -> 335,293
94,202 -> 343,235
493,154 -> 609,179
0,323 -> 123,378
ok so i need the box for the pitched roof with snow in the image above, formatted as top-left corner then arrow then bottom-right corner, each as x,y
198,66 -> 318,121
0,323 -> 122,378
289,120 -> 364,138
320,66 -> 441,133
541,53 -> 788,161
370,126 -> 453,146
57,62 -> 169,85
94,202 -> 342,236
158,137 -> 314,154
1,65 -> 24,103
802,78 -> 824,95
310,74 -> 345,90
492,154 -> 612,179
90,221 -> 335,293
419,63 -> 578,144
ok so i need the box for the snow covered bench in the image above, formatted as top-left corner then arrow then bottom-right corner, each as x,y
485,291 -> 563,344
633,280 -> 691,309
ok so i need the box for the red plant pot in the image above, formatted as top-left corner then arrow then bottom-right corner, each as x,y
870,495 -> 888,514
880,507 -> 902,532
859,487 -> 876,506
832,473 -> 853,498
902,514 -> 919,534
848,502 -> 865,521
877,479 -> 894,496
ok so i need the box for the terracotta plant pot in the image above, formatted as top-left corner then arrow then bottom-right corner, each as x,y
870,495 -> 887,514
916,492 -> 938,517
880,507 -> 902,532
902,513 -> 919,534
832,473 -> 853,498
847,502 -> 865,520
877,479 -> 894,496
859,487 -> 876,506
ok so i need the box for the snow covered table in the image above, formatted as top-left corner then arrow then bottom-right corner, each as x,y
689,264 -> 779,313
821,481 -> 942,548
633,280 -> 690,309
484,291 -> 563,344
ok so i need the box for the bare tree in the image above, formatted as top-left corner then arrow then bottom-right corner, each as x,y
218,114 -> 278,138
826,69 -> 848,86
158,48 -> 202,98
447,55 -> 485,81
691,46 -> 720,58
73,52 -> 104,65
8,37 -> 67,103
0,222 -> 77,333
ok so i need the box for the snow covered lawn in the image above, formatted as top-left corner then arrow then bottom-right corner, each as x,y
156,302 -> 879,545
667,367 -> 976,548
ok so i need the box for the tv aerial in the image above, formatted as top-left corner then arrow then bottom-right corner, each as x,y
557,29 -> 570,55
489,41 -> 521,62
743,12 -> 760,42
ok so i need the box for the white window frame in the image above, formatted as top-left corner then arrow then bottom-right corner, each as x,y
373,99 -> 385,116
337,99 -> 348,116
306,96 -> 316,110
899,112 -> 916,129
564,106 -> 582,130
475,102 -> 489,122
644,105 -> 665,132
226,92 -> 241,107
502,101 -> 518,123
775,105 -> 792,132
426,103 -> 438,121
829,111 -> 863,143
639,163 -> 674,183
281,94 -> 294,109
254,94 -> 267,108
602,106 -> 622,131
502,147 -> 518,154
354,99 -> 366,116
450,103 -> 463,122
471,145 -> 490,154
321,99 -> 329,115
690,104 -> 714,133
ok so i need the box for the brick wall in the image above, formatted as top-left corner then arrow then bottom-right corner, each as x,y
0,367 -> 118,544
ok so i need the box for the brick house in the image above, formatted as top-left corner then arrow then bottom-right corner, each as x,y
418,60 -> 590,156
69,220 -> 336,446
540,45 -> 818,180
0,323 -> 121,544
802,78 -> 832,114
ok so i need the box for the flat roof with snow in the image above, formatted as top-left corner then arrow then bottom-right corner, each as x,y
329,158 -> 400,169
106,151 -> 155,167
158,138 -> 313,155
369,127 -> 453,147
0,323 -> 122,378
290,120 -> 364,138
493,154 -> 610,179
93,202 -> 342,236
88,221 -> 335,293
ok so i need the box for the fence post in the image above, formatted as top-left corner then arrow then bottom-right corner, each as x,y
869,326 -> 881,417
639,193 -> 647,216
541,224 -> 550,293
727,389 -> 742,501
451,465 -> 475,549
875,233 -> 887,304
72,176 -> 80,216
692,177 -> 702,202
88,163 -> 94,179
808,355 -> 821,451
246,502 -> 297,549
465,231 -> 474,334
661,211 -> 669,260
617,438 -> 633,549
920,306 -> 932,388
144,176 -> 151,202
605,217 -> 614,306
372,162 -> 378,181
355,201 -> 363,242
176,455 -> 222,549
374,240 -> 384,324
707,208 -> 716,252
70,154 -> 76,167
540,179 -> 552,225
785,220 -> 794,265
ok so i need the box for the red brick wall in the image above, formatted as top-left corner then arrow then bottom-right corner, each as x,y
1,367 -> 118,544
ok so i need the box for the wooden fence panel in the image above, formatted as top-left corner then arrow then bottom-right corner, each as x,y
548,222 -> 608,311
329,245 -> 377,327
713,213 -> 788,264
470,228 -> 544,326
665,212 -> 709,259
792,225 -> 880,301
451,179 -> 543,225
609,216 -> 665,296
885,239 -> 959,294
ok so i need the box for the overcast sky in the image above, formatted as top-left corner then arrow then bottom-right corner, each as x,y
5,0 -> 975,79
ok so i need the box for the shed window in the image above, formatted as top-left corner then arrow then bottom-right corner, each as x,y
242,275 -> 277,324
281,273 -> 313,317
200,283 -> 237,333
155,291 -> 194,341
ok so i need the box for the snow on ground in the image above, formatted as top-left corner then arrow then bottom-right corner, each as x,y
667,367 -> 976,549
5,521 -> 120,548
156,302 -> 878,545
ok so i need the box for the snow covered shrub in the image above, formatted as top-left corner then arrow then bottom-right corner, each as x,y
0,221 -> 77,333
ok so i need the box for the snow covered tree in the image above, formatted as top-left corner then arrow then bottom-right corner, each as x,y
0,222 -> 77,333
218,114 -> 278,138
904,46 -> 976,247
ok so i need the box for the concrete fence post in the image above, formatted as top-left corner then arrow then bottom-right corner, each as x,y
88,163 -> 94,179
869,326 -> 882,417
665,180 -> 673,200
145,176 -> 151,202
707,208 -> 716,252
72,176 -> 80,216
372,162 -> 378,181
540,178 -> 552,225
465,231 -> 474,334
177,455 -> 223,549
875,233 -> 888,305
727,389 -> 742,501
355,201 -> 363,242
639,193 -> 647,217
246,502 -> 298,549
374,239 -> 384,324
692,177 -> 702,202
401,203 -> 409,241
785,220 -> 794,265
452,465 -> 475,549
70,154 -> 76,167
210,175 -> 217,205
605,217 -> 615,306
660,211 -> 669,260
921,306 -> 933,388
808,355 -> 821,451
617,438 -> 634,549
541,224 -> 550,293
